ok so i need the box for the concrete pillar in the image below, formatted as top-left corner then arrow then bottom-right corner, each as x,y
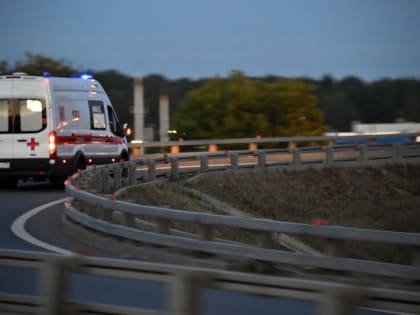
133,77 -> 144,143
159,95 -> 170,142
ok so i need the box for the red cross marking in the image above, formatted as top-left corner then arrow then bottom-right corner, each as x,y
26,138 -> 40,150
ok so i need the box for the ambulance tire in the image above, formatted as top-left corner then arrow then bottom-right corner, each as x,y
120,151 -> 129,162
0,177 -> 18,189
74,156 -> 87,173
50,156 -> 86,188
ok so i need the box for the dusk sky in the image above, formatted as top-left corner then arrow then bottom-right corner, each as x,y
1,0 -> 419,80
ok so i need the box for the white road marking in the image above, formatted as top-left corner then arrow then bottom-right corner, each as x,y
11,197 -> 74,255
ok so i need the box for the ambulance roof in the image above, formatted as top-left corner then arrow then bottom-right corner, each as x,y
0,73 -> 105,94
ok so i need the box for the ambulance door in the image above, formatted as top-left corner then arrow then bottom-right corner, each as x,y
12,99 -> 48,160
0,99 -> 13,170
106,105 -> 123,157
88,100 -> 108,161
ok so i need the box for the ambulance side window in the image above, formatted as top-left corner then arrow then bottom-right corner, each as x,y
107,105 -> 122,136
18,99 -> 46,133
88,100 -> 106,130
0,100 -> 10,132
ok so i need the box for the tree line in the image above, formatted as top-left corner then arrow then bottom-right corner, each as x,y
2,53 -> 420,140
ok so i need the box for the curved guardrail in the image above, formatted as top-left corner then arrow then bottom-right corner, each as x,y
65,141 -> 420,281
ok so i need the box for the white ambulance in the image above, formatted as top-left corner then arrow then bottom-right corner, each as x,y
0,73 -> 130,187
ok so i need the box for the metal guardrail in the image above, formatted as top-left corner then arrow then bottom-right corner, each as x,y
1,249 -> 419,315
129,132 -> 420,155
64,140 -> 420,280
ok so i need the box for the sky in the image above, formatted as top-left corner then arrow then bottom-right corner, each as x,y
1,0 -> 419,81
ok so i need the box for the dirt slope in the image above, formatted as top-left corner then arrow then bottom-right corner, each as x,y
187,164 -> 420,232
119,164 -> 420,263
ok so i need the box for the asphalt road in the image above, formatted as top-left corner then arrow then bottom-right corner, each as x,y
0,180 -> 66,251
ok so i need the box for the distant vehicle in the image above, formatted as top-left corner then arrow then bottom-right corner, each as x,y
0,73 -> 130,187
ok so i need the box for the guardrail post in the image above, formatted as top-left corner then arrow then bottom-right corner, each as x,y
40,256 -> 79,315
258,150 -> 266,168
100,168 -> 110,194
114,166 -> 122,190
392,143 -> 403,163
292,148 -> 302,170
76,203 -> 85,215
158,219 -> 170,234
199,225 -> 214,241
257,231 -> 271,248
91,205 -> 102,218
318,286 -> 362,315
128,162 -> 137,185
94,171 -> 101,193
147,159 -> 156,181
123,213 -> 136,228
413,247 -> 420,266
325,146 -> 334,166
324,239 -> 338,257
230,153 -> 238,170
200,155 -> 209,173
359,144 -> 368,165
171,158 -> 179,181
256,232 -> 273,273
103,208 -> 113,223
168,271 -> 208,315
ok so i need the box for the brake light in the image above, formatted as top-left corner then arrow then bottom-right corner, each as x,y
49,131 -> 57,158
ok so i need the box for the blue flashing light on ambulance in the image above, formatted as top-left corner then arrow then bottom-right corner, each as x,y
0,73 -> 131,188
